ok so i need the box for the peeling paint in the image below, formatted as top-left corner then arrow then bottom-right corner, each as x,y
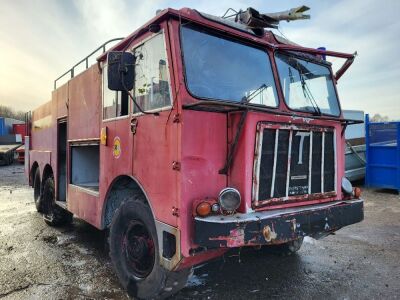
210,227 -> 246,247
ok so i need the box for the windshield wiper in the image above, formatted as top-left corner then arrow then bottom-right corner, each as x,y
298,69 -> 321,115
241,84 -> 268,103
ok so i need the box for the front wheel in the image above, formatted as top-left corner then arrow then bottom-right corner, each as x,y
109,198 -> 190,299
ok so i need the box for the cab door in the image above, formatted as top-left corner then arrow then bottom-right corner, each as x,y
129,30 -> 179,226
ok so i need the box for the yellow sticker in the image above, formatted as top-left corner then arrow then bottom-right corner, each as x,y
113,136 -> 121,159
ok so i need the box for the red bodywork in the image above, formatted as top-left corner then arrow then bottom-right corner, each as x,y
27,8 -> 356,270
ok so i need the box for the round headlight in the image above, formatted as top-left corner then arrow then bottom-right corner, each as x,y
218,188 -> 241,212
341,177 -> 353,195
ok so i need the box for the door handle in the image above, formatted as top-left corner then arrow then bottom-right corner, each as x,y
130,118 -> 138,134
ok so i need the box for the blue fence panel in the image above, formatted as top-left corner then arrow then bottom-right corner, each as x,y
365,114 -> 400,192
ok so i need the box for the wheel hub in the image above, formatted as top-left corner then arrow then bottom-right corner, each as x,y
123,220 -> 155,278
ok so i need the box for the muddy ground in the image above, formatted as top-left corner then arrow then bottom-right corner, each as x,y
0,163 -> 399,299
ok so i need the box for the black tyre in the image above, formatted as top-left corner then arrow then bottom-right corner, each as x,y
42,177 -> 73,226
262,237 -> 304,256
33,168 -> 43,212
109,198 -> 190,299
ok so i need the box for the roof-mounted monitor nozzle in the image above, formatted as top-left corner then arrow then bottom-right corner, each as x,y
263,5 -> 310,22
233,5 -> 310,31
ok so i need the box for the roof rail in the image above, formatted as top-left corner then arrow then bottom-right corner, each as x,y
54,37 -> 124,90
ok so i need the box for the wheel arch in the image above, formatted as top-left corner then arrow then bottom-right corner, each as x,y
101,175 -> 156,229
103,174 -> 182,272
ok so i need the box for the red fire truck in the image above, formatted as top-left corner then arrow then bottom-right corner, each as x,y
27,6 -> 363,299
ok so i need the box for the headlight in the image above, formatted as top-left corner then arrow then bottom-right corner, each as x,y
341,177 -> 353,195
218,188 -> 241,212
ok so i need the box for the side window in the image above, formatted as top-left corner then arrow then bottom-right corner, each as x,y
103,65 -> 129,120
133,33 -> 171,112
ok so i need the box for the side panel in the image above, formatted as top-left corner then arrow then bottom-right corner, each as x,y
68,185 -> 99,225
54,83 -> 68,118
31,101 -> 53,151
179,110 -> 227,256
68,65 -> 101,141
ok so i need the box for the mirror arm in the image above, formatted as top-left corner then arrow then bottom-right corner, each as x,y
121,73 -> 159,116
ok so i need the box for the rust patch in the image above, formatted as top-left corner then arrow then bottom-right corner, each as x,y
262,225 -> 277,242
210,227 -> 245,247
254,191 -> 337,209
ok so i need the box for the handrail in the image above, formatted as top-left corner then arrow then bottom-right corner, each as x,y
54,37 -> 124,90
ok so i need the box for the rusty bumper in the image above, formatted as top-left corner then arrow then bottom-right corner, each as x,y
194,199 -> 364,248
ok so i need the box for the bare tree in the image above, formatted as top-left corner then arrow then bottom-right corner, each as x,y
0,105 -> 26,121
370,113 -> 390,122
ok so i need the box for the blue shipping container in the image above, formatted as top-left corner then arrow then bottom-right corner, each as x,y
365,114 -> 400,192
0,117 -> 6,136
0,117 -> 24,136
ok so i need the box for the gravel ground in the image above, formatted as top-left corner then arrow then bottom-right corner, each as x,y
0,163 -> 399,299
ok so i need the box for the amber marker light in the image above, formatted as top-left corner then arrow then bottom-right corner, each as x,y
196,202 -> 211,217
353,187 -> 362,199
100,127 -> 107,145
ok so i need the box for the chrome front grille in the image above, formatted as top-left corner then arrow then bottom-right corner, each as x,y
253,123 -> 336,207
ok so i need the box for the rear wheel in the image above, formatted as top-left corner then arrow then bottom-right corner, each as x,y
33,168 -> 42,212
109,198 -> 190,299
42,177 -> 72,226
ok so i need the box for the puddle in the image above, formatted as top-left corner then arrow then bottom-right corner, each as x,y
186,274 -> 208,287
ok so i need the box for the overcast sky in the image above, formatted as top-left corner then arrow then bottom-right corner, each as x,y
0,0 -> 399,119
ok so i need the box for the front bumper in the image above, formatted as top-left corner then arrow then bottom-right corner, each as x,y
194,199 -> 363,248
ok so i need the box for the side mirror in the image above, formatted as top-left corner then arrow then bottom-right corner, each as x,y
107,51 -> 135,91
